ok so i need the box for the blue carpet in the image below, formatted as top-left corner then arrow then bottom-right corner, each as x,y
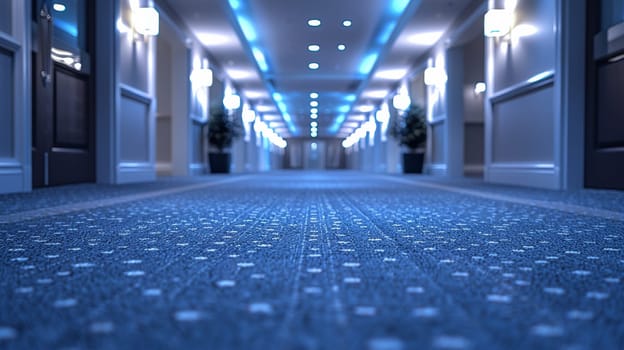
1,172 -> 623,349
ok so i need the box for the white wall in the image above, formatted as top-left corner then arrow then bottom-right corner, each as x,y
0,0 -> 31,194
484,0 -> 586,189
115,0 -> 157,183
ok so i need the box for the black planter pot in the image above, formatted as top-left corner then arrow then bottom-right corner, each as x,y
402,153 -> 424,174
208,153 -> 231,173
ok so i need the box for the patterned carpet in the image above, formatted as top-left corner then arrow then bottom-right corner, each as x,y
1,172 -> 623,349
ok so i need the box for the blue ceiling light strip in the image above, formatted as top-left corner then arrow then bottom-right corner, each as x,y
390,0 -> 411,15
330,114 -> 347,133
228,0 -> 241,10
226,0 -> 298,135
343,94 -> 357,102
252,47 -> 269,72
332,0 -> 422,134
358,53 -> 379,75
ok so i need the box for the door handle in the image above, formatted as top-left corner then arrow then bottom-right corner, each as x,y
39,3 -> 53,86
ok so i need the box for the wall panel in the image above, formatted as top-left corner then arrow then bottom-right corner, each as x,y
156,116 -> 172,162
492,0 -> 556,92
485,0 -> 561,189
120,91 -> 150,162
464,123 -> 484,166
0,0 -> 29,194
0,1 -> 11,34
492,85 -> 554,163
431,122 -> 445,164
0,47 -> 13,157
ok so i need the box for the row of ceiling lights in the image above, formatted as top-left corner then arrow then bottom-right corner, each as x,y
305,18 -> 352,137
309,92 -> 319,138
306,18 -> 352,70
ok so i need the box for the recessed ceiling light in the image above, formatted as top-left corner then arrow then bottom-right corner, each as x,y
308,62 -> 319,70
308,19 -> 321,27
310,101 -> 319,107
311,121 -> 318,127
310,92 -> 319,99
310,108 -> 318,114
337,44 -> 346,51
308,44 -> 320,52
53,3 -> 66,12
342,20 -> 352,27
311,113 -> 318,119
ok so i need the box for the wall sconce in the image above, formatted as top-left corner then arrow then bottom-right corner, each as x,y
223,94 -> 241,110
484,9 -> 512,38
474,82 -> 486,94
424,67 -> 448,87
392,93 -> 411,111
132,7 -> 160,36
375,109 -> 390,123
242,108 -> 256,124
190,68 -> 213,87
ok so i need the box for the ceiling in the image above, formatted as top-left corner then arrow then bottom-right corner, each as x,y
161,0 -> 479,139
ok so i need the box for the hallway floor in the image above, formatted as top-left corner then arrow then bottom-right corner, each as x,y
1,172 -> 623,350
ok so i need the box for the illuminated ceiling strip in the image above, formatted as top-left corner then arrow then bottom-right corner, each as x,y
227,0 -> 298,135
337,0 -> 421,133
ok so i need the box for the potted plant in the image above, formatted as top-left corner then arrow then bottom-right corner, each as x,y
390,104 -> 428,173
207,107 -> 242,173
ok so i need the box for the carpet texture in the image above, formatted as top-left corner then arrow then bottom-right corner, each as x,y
1,172 -> 623,350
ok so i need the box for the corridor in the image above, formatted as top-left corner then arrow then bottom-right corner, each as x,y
1,172 -> 623,349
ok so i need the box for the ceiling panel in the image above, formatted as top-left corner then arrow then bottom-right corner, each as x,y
162,0 -> 479,139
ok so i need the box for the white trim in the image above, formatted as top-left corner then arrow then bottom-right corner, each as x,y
0,161 -> 24,193
120,83 -> 152,105
95,0 -> 119,185
429,115 -> 446,125
484,1 -> 562,190
464,164 -> 484,176
117,162 -> 156,183
189,162 -> 205,175
427,163 -> 447,176
0,0 -> 32,194
156,162 -> 172,174
0,32 -> 20,51
557,0 -> 586,190
489,71 -> 555,104
486,163 -> 560,189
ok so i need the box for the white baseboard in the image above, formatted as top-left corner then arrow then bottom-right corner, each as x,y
156,162 -> 172,175
464,164 -> 484,177
426,163 -> 447,176
486,163 -> 560,189
117,162 -> 156,184
0,163 -> 27,194
189,163 -> 206,176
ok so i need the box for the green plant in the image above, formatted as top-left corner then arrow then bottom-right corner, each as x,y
207,107 -> 243,153
390,104 -> 427,151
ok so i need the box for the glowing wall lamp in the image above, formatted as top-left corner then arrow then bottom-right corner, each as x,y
133,7 -> 160,36
424,67 -> 448,87
242,108 -> 256,124
483,9 -> 512,38
223,94 -> 241,110
474,82 -> 486,94
190,68 -> 213,87
392,92 -> 411,111
375,108 -> 390,123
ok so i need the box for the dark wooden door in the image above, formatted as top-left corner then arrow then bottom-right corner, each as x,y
32,0 -> 94,187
